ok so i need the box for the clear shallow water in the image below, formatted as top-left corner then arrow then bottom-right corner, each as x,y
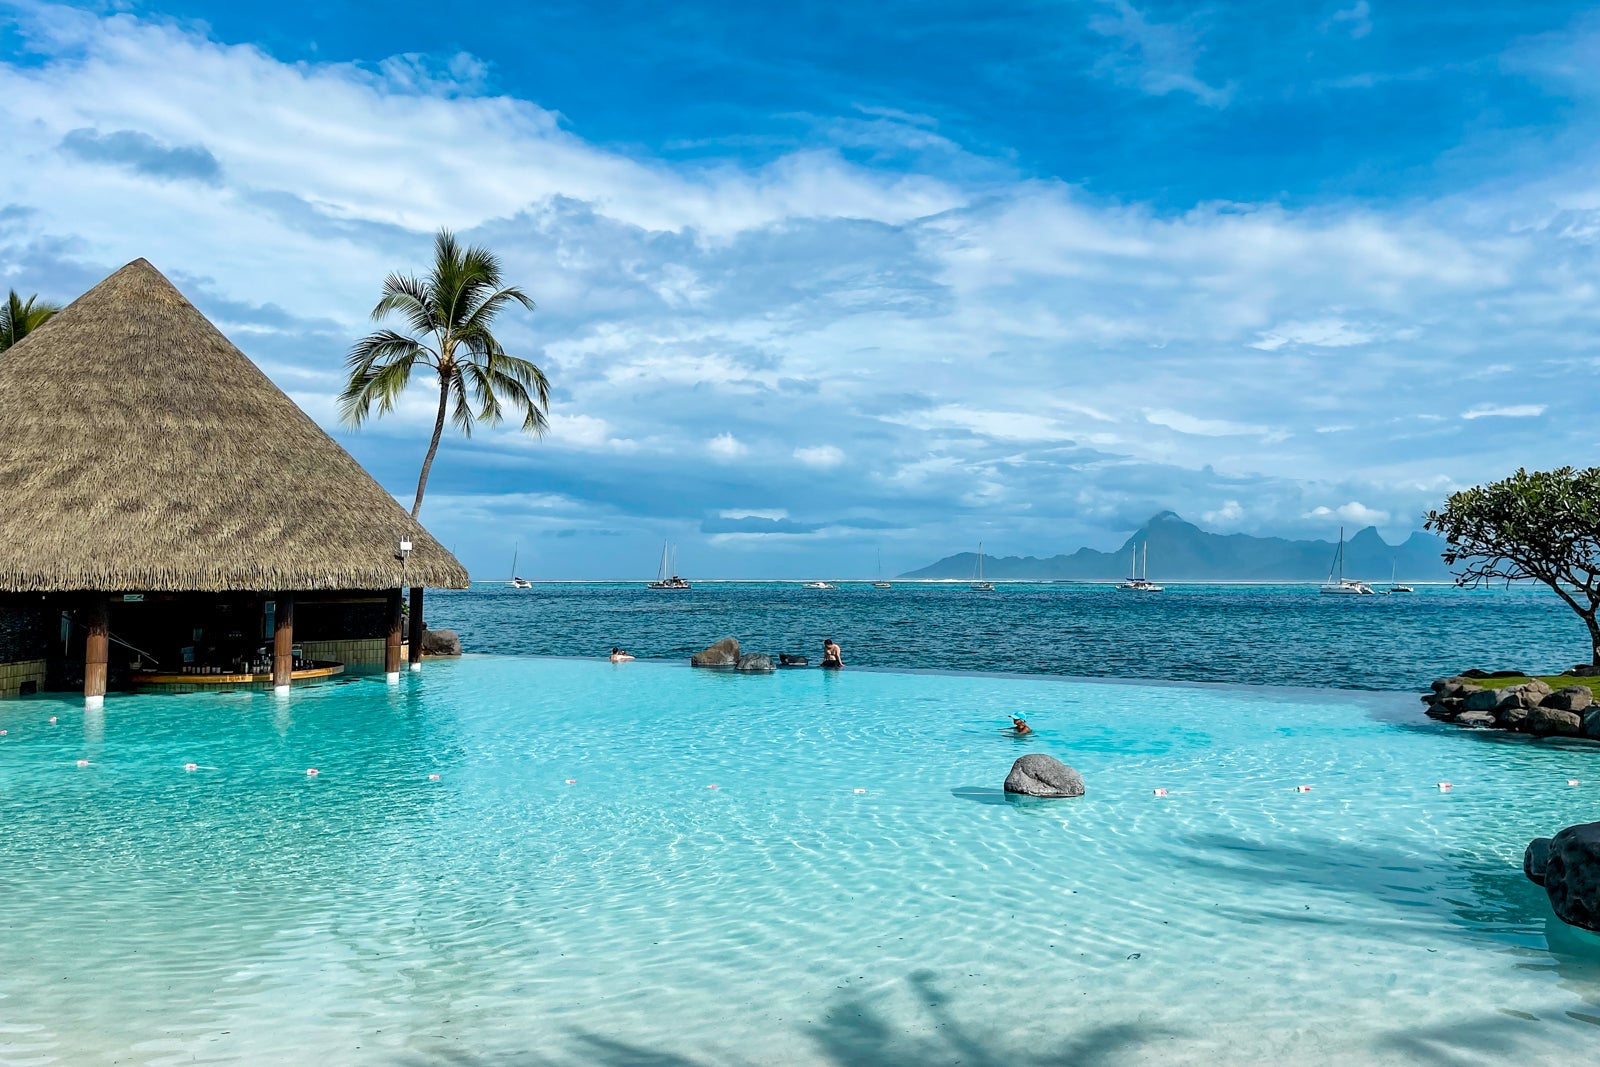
431,582 -> 1587,691
4,658 -> 1600,1065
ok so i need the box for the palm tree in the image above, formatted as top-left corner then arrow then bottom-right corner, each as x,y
1,290 -> 62,352
340,229 -> 549,517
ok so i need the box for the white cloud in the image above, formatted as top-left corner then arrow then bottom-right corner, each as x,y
1306,502 -> 1390,526
1144,409 -> 1273,437
1250,318 -> 1377,351
1461,404 -> 1546,420
707,432 -> 747,459
1202,500 -> 1244,525
793,445 -> 846,468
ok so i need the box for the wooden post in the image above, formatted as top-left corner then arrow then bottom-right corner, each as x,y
84,594 -> 109,708
385,588 -> 403,680
408,586 -> 424,670
273,593 -> 295,691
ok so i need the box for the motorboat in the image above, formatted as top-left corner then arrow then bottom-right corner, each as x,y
1320,528 -> 1375,595
647,542 -> 691,590
971,543 -> 994,591
803,581 -> 837,590
1116,543 -> 1164,592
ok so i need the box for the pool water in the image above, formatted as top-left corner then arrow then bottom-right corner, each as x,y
3,657 -> 1600,1065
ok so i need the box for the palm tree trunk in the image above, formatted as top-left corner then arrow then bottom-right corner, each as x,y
412,370 -> 452,517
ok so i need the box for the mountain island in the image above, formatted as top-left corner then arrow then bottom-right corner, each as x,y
902,512 -> 1451,582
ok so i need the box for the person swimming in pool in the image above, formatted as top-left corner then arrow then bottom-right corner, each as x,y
609,647 -> 635,663
821,638 -> 844,669
1009,716 -> 1033,736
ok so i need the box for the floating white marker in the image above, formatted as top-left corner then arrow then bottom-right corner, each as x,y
184,763 -> 198,772
306,768 -> 319,777
854,788 -> 868,794
1569,779 -> 1581,787
1153,788 -> 1169,797
428,773 -> 441,781
706,784 -> 720,790
564,778 -> 577,785
76,759 -> 89,768
0,729 -> 7,736
1438,782 -> 1453,792
1295,785 -> 1313,793
48,716 -> 57,724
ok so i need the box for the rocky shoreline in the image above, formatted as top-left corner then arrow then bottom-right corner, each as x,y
1422,668 -> 1599,739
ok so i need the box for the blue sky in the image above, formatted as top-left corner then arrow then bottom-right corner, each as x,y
2,0 -> 1598,579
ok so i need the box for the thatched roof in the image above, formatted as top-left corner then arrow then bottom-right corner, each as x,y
0,259 -> 469,592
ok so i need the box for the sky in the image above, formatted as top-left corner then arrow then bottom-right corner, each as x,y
2,0 -> 1598,579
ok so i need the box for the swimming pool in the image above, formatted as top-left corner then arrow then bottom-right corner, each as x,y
3,657 -> 1598,1064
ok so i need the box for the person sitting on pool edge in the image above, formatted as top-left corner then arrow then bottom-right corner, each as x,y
820,639 -> 844,669
1009,716 -> 1033,736
609,647 -> 635,663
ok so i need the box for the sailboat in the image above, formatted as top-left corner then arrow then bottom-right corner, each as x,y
971,543 -> 995,591
1116,542 -> 1163,592
1319,527 -> 1374,595
509,544 -> 531,589
647,542 -> 691,590
873,549 -> 892,589
1388,561 -> 1413,594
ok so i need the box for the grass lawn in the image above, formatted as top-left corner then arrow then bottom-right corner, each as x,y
1460,675 -> 1600,699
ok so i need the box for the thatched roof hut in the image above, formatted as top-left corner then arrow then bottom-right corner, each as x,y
0,259 -> 468,593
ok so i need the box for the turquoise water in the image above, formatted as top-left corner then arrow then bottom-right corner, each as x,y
431,582 -> 1587,690
4,657 -> 1600,1064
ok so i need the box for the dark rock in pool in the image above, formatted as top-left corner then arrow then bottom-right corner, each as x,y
1567,665 -> 1600,678
1584,708 -> 1600,741
778,654 -> 809,667
1463,688 -> 1504,712
421,629 -> 462,656
1455,709 -> 1496,728
1526,706 -> 1583,737
1526,838 -> 1551,886
1497,703 -> 1531,730
736,653 -> 775,672
691,638 -> 741,667
1539,822 -> 1600,932
1003,754 -> 1085,798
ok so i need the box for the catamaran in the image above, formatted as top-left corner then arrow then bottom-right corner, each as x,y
1116,543 -> 1163,592
971,542 -> 995,591
647,542 -> 691,590
1320,528 -> 1375,595
509,544 -> 531,589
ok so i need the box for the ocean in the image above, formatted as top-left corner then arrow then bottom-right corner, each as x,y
427,581 -> 1587,691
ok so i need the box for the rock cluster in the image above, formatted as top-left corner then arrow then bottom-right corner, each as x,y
688,639 -> 792,672
1525,822 -> 1600,932
1421,671 -> 1598,740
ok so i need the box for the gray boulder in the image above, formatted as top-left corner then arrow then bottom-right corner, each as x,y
690,638 -> 741,667
1526,838 -> 1552,886
420,629 -> 462,656
1003,754 -> 1085,798
1541,822 -> 1600,932
778,653 -> 809,666
1455,709 -> 1496,728
1497,704 -> 1531,730
1545,686 -> 1594,713
1463,688 -> 1504,712
1582,708 -> 1600,740
1526,706 -> 1583,737
736,653 -> 775,672
1515,680 -> 1554,708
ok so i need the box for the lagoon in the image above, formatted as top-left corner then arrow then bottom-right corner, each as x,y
3,657 -> 1599,1064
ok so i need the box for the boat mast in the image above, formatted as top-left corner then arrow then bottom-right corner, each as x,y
511,542 -> 519,580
